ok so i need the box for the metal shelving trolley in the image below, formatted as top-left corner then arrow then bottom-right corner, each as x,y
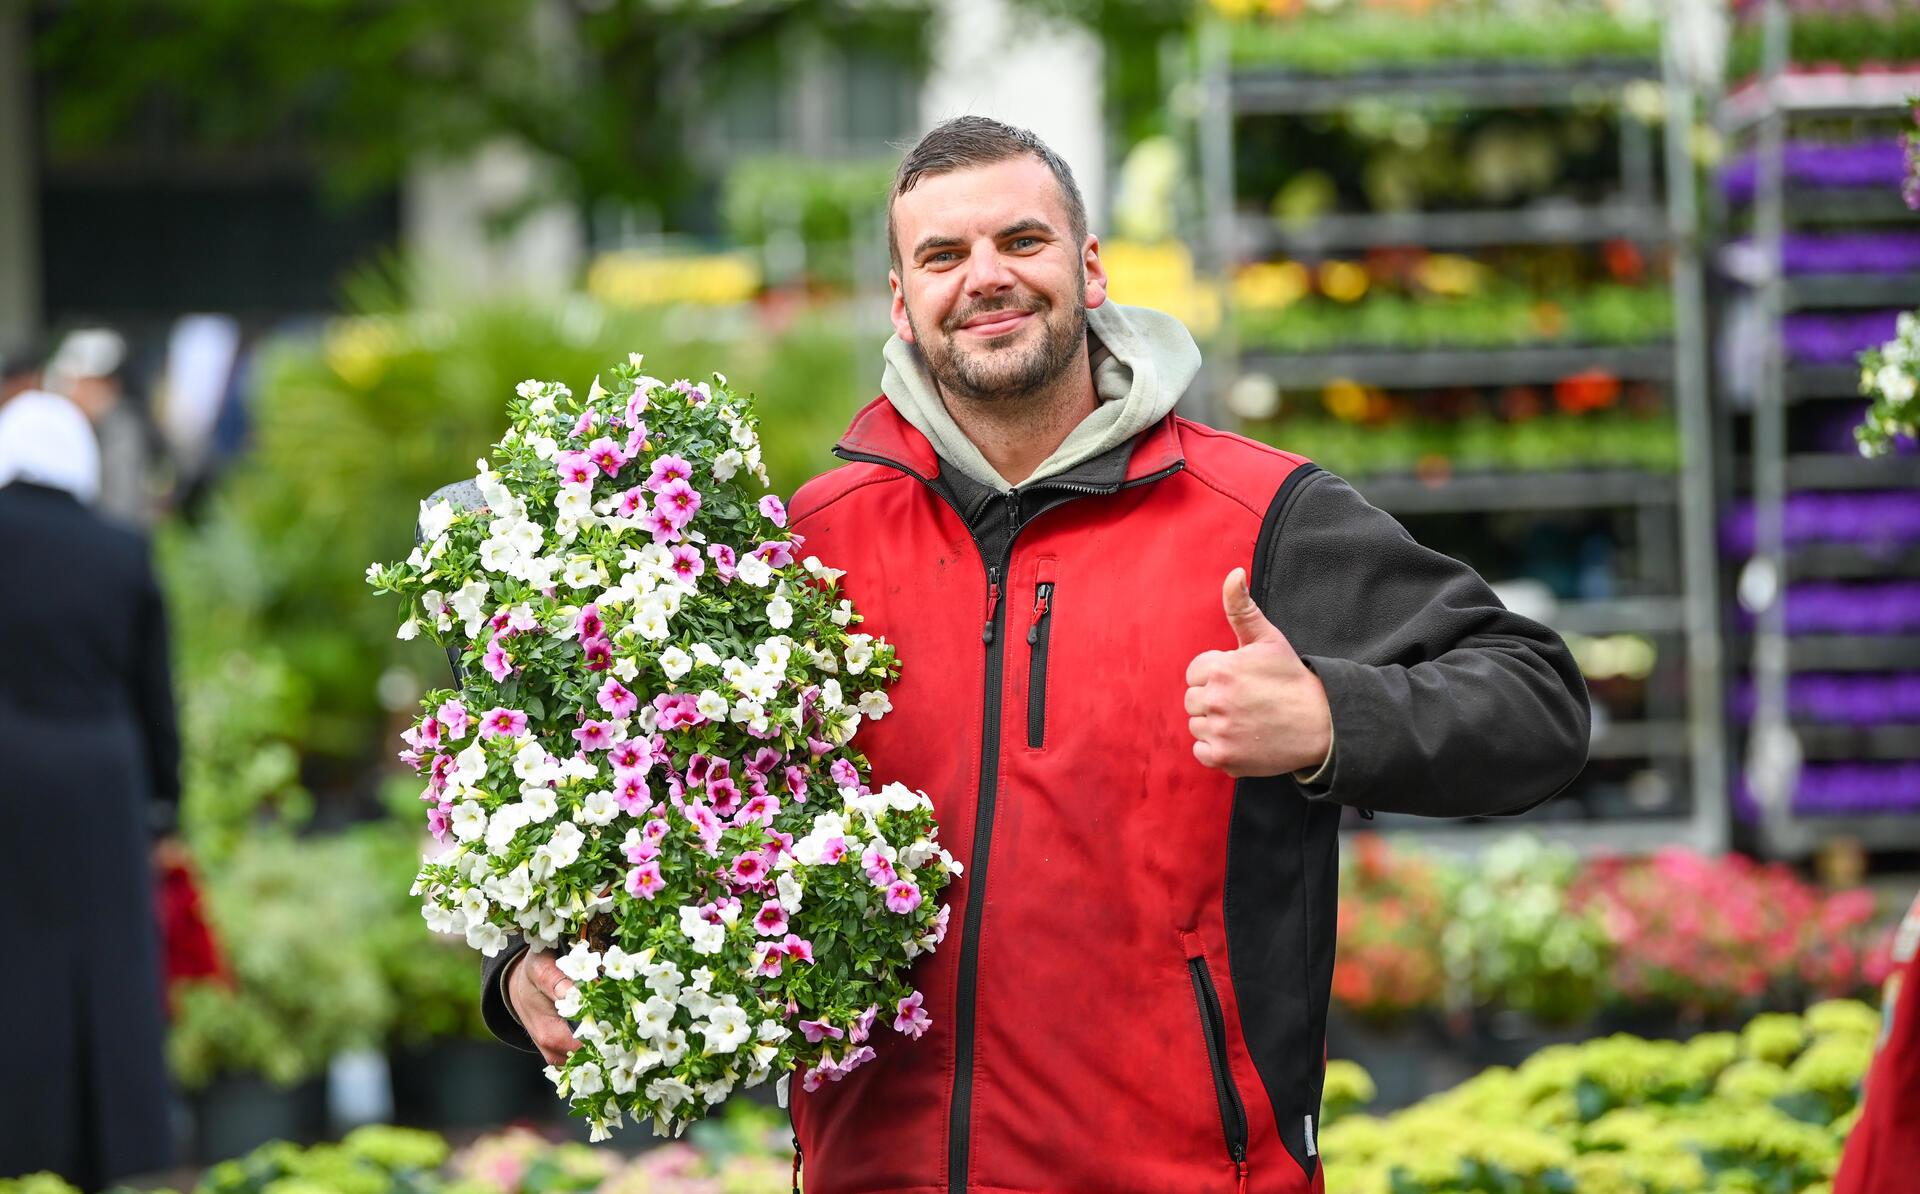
1190,9 -> 1726,854
1714,0 -> 1920,858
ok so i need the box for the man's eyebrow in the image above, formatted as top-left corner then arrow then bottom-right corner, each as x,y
995,218 -> 1055,241
911,235 -> 966,261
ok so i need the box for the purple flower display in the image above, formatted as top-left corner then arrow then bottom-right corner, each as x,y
1783,310 -> 1905,364
1729,673 -> 1920,724
1721,491 -> 1920,555
1736,762 -> 1920,820
1719,140 -> 1908,206
1732,581 -> 1920,635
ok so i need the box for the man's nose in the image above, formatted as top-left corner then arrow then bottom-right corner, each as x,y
961,244 -> 1017,298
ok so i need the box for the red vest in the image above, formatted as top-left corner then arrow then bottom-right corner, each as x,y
1835,893 -> 1920,1194
788,398 -> 1329,1194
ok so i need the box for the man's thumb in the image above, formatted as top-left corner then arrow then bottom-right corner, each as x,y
1222,568 -> 1286,648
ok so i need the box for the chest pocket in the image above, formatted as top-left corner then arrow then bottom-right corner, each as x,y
1025,558 -> 1057,750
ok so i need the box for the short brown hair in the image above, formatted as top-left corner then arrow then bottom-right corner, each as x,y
887,116 -> 1088,273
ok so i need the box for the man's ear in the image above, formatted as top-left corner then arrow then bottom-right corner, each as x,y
1082,234 -> 1109,311
889,271 -> 916,343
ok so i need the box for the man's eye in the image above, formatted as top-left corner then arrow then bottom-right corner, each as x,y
928,251 -> 959,264
1011,237 -> 1040,250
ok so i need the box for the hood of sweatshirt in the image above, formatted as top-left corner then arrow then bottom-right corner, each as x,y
878,301 -> 1202,491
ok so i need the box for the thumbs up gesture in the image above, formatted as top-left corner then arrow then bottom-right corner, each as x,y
1185,569 -> 1334,778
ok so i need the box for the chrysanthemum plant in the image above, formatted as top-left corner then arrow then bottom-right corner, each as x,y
367,357 -> 956,1139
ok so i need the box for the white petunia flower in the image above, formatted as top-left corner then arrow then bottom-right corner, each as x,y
695,690 -> 730,721
493,863 -> 533,910
546,820 -> 585,868
691,642 -> 722,668
766,595 -> 794,629
396,618 -> 420,641
858,689 -> 892,720
711,448 -> 744,481
821,679 -> 844,709
557,939 -> 604,984
579,788 -> 620,826
467,921 -> 508,955
736,553 -> 773,587
519,785 -> 558,823
450,801 -> 488,842
699,1004 -> 752,1054
478,537 -> 521,574
659,646 -> 693,680
631,995 -> 677,1041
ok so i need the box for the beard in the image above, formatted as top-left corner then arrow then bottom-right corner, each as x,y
906,279 -> 1087,404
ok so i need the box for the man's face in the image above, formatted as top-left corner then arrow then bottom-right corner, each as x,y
889,156 -> 1107,404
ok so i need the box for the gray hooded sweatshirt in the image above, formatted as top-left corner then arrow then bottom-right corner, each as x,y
878,301 -> 1203,491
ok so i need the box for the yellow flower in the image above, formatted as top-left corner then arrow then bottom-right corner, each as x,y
1742,1013 -> 1809,1066
1319,260 -> 1370,303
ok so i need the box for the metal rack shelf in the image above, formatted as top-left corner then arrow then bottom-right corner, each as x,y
1240,343 -> 1674,389
1198,20 -> 1723,855
1354,469 -> 1678,514
1776,635 -> 1920,671
1786,364 -> 1869,401
1785,454 -> 1920,491
1723,186 -> 1920,225
1720,69 -> 1920,133
1236,201 -> 1670,255
1230,58 -> 1660,115
1785,274 -> 1920,311
1589,719 -> 1692,760
1549,595 -> 1688,635
1787,544 -> 1920,580
1794,724 -> 1920,760
1755,812 -> 1920,859
1350,814 -> 1717,857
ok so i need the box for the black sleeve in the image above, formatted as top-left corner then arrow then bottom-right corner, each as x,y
482,939 -> 539,1053
1255,467 -> 1591,818
134,550 -> 182,835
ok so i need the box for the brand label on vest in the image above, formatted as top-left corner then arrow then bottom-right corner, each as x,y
1304,1114 -> 1317,1157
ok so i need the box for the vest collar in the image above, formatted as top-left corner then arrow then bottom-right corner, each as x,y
833,395 -> 1185,492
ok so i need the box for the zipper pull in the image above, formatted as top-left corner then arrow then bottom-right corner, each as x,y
1026,582 -> 1053,645
791,1134 -> 802,1194
983,568 -> 1001,644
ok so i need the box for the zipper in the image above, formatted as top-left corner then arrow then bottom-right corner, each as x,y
832,443 -> 1185,1192
1188,955 -> 1250,1179
1025,579 -> 1054,748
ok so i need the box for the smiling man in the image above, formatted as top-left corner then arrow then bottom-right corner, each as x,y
484,116 -> 1591,1193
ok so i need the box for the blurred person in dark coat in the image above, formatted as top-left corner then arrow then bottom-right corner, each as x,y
0,391 -> 178,1188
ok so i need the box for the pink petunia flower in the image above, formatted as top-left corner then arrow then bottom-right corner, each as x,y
754,901 -> 788,937
479,707 -> 528,739
623,422 -> 647,461
597,677 -> 639,719
730,850 -> 769,885
669,379 -> 711,405
483,641 -> 514,682
885,880 -> 922,915
930,902 -> 951,945
622,836 -> 659,865
798,1018 -> 844,1044
706,543 -> 738,580
642,817 -> 670,844
758,495 -> 788,528
572,408 -> 598,439
577,605 -> 604,641
645,454 -> 694,493
654,479 -> 703,530
555,450 -> 596,486
781,933 -> 815,964
613,486 -> 649,519
609,740 -> 648,772
572,719 -> 614,751
829,759 -> 859,788
864,846 -> 897,887
640,507 -> 680,544
586,436 -> 628,478
668,545 -> 705,583
582,636 -> 613,672
785,765 -> 810,801
626,861 -> 664,900
426,802 -> 452,842
752,943 -> 785,978
437,700 -> 470,740
894,991 -> 931,1039
735,793 -> 779,827
755,540 -> 795,569
850,1004 -> 878,1044
708,776 -> 741,817
820,836 -> 848,865
613,772 -> 651,814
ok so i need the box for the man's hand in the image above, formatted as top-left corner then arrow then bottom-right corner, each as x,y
1184,568 -> 1333,778
507,948 -> 583,1066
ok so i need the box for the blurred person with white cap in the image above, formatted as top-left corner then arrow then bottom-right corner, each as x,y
0,390 -> 179,1187
44,326 -> 157,526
